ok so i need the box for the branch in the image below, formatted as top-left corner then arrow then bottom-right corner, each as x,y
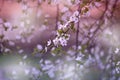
75,3 -> 81,57
55,4 -> 59,30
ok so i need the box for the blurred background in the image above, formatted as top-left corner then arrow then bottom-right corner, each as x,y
0,0 -> 120,80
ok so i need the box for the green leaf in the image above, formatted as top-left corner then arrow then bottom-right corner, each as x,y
70,22 -> 74,29
70,22 -> 76,32
52,46 -> 62,54
84,7 -> 89,13
58,29 -> 63,35
81,45 -> 87,53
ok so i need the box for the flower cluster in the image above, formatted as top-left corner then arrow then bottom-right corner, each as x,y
53,33 -> 70,46
52,11 -> 80,47
69,11 -> 80,23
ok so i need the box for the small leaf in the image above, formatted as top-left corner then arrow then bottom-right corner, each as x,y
0,35 -> 4,39
58,29 -> 63,34
13,26 -> 18,29
52,46 -> 62,54
96,0 -> 101,2
84,7 -> 89,13
81,45 -> 87,53
70,22 -> 76,32
4,26 -> 8,31
70,22 -> 74,29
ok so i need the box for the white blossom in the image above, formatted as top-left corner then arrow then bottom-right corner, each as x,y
37,44 -> 43,50
23,55 -> 27,60
9,41 -> 15,46
45,46 -> 48,52
117,61 -> 120,66
58,24 -> 66,30
61,7 -> 69,13
24,69 -> 30,75
4,22 -> 12,30
114,48 -> 119,54
20,21 -> 25,27
19,61 -> 24,66
4,48 -> 10,53
26,19 -> 30,24
31,67 -> 40,75
22,4 -> 28,11
59,37 -> 67,46
12,70 -> 17,75
47,40 -> 52,46
70,16 -> 78,23
53,37 -> 60,46
47,69 -> 55,78
73,11 -> 79,17
64,34 -> 70,40
18,49 -> 24,54
45,60 -> 52,65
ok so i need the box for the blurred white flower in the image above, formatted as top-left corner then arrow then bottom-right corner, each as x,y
18,49 -> 24,54
58,24 -> 66,30
9,41 -> 15,46
45,46 -> 48,52
115,48 -> 120,54
70,16 -> 78,23
116,67 -> 120,74
26,19 -> 30,24
24,69 -> 30,75
42,64 -> 54,71
117,61 -> 120,66
4,48 -> 10,53
61,7 -> 69,13
59,37 -> 67,46
12,70 -> 17,75
23,55 -> 27,60
22,5 -> 28,11
53,37 -> 59,46
37,44 -> 43,50
75,56 -> 82,61
19,61 -> 24,66
20,21 -> 25,27
45,14 -> 50,18
31,67 -> 40,75
45,60 -> 52,64
4,22 -> 12,30
69,11 -> 79,23
39,59 -> 43,63
73,11 -> 79,17
47,69 -> 55,78
94,2 -> 101,7
47,40 -> 51,46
